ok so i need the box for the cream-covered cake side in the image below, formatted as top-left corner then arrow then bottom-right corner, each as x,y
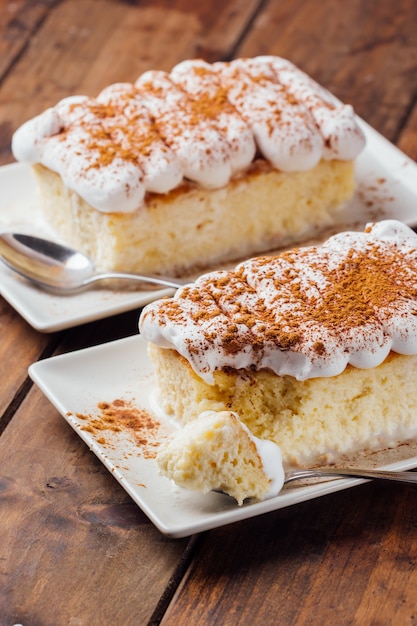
12,56 -> 365,274
148,344 -> 417,468
139,220 -> 417,492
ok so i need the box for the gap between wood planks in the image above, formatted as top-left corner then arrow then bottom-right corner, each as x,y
147,533 -> 204,626
0,332 -> 62,437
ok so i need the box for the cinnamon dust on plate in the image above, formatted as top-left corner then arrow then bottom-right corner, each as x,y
75,398 -> 163,459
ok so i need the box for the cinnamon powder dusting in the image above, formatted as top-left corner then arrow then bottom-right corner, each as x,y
64,97 -> 162,169
77,399 -> 162,459
150,232 -> 417,362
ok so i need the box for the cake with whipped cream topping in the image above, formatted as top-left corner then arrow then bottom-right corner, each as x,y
140,220 -> 417,479
11,56 -> 365,275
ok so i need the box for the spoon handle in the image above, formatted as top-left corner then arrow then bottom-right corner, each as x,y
88,271 -> 189,290
284,468 -> 417,485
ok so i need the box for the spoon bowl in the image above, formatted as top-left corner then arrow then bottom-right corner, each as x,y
0,233 -> 188,294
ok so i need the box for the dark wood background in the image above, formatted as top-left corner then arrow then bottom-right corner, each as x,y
1,1 -> 417,624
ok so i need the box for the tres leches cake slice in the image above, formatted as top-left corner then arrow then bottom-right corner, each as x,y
157,410 -> 285,506
140,220 -> 417,503
12,56 -> 364,276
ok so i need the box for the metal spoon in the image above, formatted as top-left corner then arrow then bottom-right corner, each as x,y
0,232 -> 188,294
215,466 -> 417,502
283,466 -> 417,485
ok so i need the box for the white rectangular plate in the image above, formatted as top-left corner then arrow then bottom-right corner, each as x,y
29,335 -> 417,537
2,118 -> 417,331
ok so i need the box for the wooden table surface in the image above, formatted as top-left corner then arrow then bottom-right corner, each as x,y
1,1 -> 417,624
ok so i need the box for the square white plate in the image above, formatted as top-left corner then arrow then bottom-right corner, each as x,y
2,118 -> 417,331
29,334 -> 417,537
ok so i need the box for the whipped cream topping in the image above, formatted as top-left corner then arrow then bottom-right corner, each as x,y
140,220 -> 417,382
258,56 -> 366,160
169,59 -> 257,175
12,56 -> 365,213
135,69 -> 235,188
214,57 -> 324,171
250,425 -> 285,498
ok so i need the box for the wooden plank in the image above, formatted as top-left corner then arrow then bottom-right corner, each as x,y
0,0 -> 58,78
0,0 -> 61,165
194,0 -> 265,61
397,102 -> 417,161
0,384 -> 191,624
160,482 -> 417,625
0,297 -> 51,423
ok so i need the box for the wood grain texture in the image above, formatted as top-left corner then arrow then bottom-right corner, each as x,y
0,0 -> 59,77
0,297 -> 50,422
160,481 -> 417,625
398,104 -> 417,162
